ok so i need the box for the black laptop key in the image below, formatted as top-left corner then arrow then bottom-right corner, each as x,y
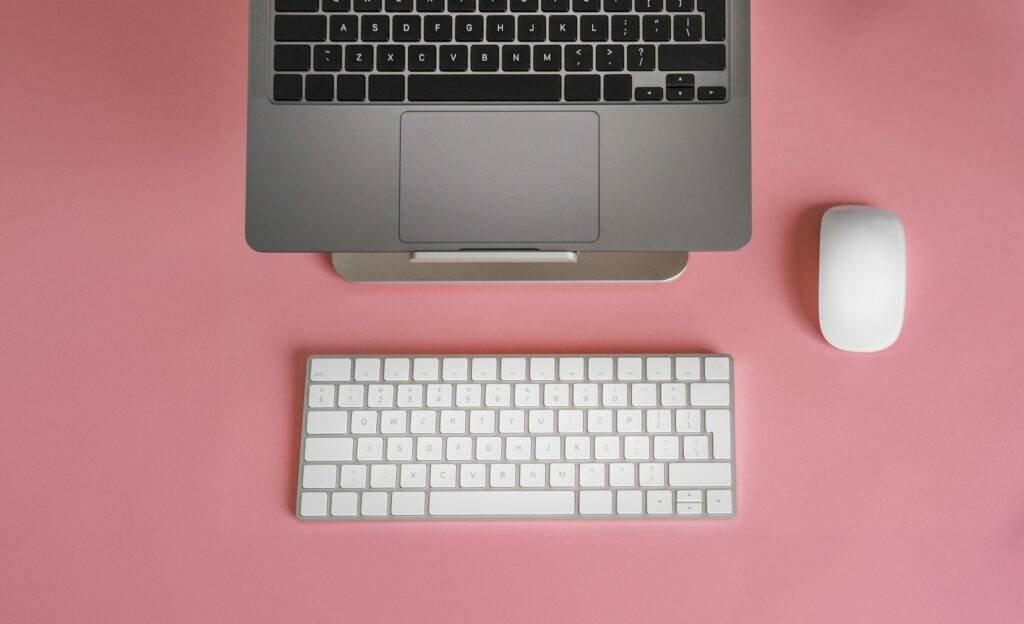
385,0 -> 413,11
448,0 -> 475,11
337,75 -> 367,100
345,45 -> 374,70
697,0 -> 725,40
635,0 -> 662,12
603,74 -> 631,101
323,0 -> 352,11
480,0 -> 507,11
518,16 -> 546,41
425,16 -> 453,41
407,75 -> 561,101
581,16 -> 609,42
658,44 -> 725,70
394,15 -> 421,41
275,45 -> 311,71
313,45 -> 343,71
456,16 -> 484,41
487,16 -> 515,42
417,0 -> 444,10
541,0 -> 569,11
361,16 -> 390,41
667,86 -> 694,100
626,44 -> 654,70
611,16 -> 639,42
277,0 -> 318,11
273,74 -> 303,101
565,45 -> 593,71
550,16 -> 577,42
354,0 -> 382,10
673,15 -> 701,41
409,45 -> 438,70
532,45 -> 561,71
596,44 -> 624,71
511,0 -> 539,11
666,0 -> 693,11
565,75 -> 600,101
603,0 -> 630,11
502,45 -> 531,71
572,0 -> 600,12
305,74 -> 335,101
471,45 -> 500,71
275,15 -> 327,41
698,86 -> 726,100
377,45 -> 406,70
369,75 -> 405,101
330,15 -> 359,40
439,45 -> 469,70
643,15 -> 670,41
665,72 -> 694,87
635,86 -> 663,101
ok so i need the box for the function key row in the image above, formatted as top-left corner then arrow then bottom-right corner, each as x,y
279,0 -> 702,15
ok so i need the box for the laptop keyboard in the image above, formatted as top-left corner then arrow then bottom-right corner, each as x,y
271,0 -> 729,103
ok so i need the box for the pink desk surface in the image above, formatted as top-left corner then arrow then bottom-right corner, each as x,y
2,1 -> 1023,622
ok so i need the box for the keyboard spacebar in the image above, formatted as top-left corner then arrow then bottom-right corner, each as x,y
408,75 -> 561,102
429,491 -> 576,516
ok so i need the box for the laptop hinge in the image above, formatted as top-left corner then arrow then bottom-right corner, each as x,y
409,251 -> 578,264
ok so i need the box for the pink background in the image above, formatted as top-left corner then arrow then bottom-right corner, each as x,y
2,1 -> 1023,622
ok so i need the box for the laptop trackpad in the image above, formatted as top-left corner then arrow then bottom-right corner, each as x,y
399,112 -> 599,244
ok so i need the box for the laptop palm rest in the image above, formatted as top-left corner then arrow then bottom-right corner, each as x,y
399,112 -> 599,245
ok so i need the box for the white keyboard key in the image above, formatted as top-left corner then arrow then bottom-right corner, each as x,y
602,383 -> 628,407
706,489 -> 733,515
440,409 -> 467,434
426,384 -> 453,408
704,357 -> 731,381
705,409 -> 733,460
675,357 -> 700,380
617,357 -> 643,380
460,464 -> 487,488
307,410 -> 348,434
357,437 -> 384,461
543,384 -> 570,407
646,409 -> 672,433
413,357 -> 439,381
300,492 -> 329,517
653,435 -> 680,460
587,409 -> 613,433
331,492 -> 358,517
367,384 -> 394,408
340,464 -> 367,488
410,410 -> 437,434
588,357 -> 614,380
617,490 -> 643,515
528,409 -> 555,433
308,384 -> 336,408
500,358 -> 527,381
370,464 -> 397,488
520,463 -> 546,487
559,357 -> 585,381
631,384 -> 657,407
469,409 -> 495,434
351,410 -> 378,434
514,384 -> 541,407
676,409 -> 701,433
310,358 -> 351,382
303,464 -> 338,489
383,358 -> 410,381
430,464 -> 457,488
380,410 -> 406,434
305,437 -> 353,461
396,384 -> 423,408
361,492 -> 388,516
646,490 -> 673,515
442,358 -> 468,381
617,409 -> 642,433
456,384 -> 482,407
684,435 -> 710,460
386,437 -> 413,461
354,358 -> 381,381
669,462 -> 732,487
400,464 -> 426,488
565,436 -> 591,460
530,357 -> 556,381
595,436 -> 620,460
499,409 -> 525,433
489,464 -> 516,487
579,490 -> 612,515
661,383 -> 687,407
677,490 -> 702,503
535,436 -> 560,460
580,463 -> 606,487
558,409 -> 584,433
485,383 -> 511,407
646,357 -> 672,381
337,385 -> 365,408
609,463 -> 635,487
677,502 -> 703,516
550,463 -> 575,487
505,437 -> 532,460
638,462 -> 665,487
446,437 -> 473,461
391,491 -> 426,516
472,358 -> 498,381
624,435 -> 650,460
690,383 -> 731,407
417,437 -> 442,461
430,491 -> 575,516
573,383 -> 599,407
476,437 -> 501,461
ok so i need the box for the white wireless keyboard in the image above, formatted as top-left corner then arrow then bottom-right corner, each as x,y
297,354 -> 735,520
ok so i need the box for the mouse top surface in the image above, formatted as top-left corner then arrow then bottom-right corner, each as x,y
819,205 -> 906,353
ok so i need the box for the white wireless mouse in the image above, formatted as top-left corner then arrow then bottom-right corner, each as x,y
819,206 -> 906,352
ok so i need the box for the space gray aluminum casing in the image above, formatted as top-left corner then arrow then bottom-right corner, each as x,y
245,0 -> 751,253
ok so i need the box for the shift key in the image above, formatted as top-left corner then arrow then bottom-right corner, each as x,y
658,44 -> 726,71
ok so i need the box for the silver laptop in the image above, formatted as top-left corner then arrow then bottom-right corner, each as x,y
245,0 -> 749,254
